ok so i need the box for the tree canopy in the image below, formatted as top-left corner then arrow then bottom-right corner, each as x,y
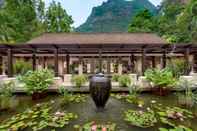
0,0 -> 73,43
128,0 -> 197,43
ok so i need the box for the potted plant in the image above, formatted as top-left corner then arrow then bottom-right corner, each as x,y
71,75 -> 88,88
118,75 -> 131,87
19,69 -> 54,100
145,68 -> 177,96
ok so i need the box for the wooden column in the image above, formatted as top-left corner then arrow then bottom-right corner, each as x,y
184,48 -> 190,66
162,49 -> 167,69
107,56 -> 111,74
184,48 -> 190,75
32,49 -> 36,71
90,57 -> 94,74
7,48 -> 13,77
141,48 -> 146,75
130,54 -> 135,73
99,50 -> 102,73
0,56 -> 2,74
54,48 -> 59,77
66,54 -> 70,74
151,56 -> 156,68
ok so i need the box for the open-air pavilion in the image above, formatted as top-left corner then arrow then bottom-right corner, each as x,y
0,33 -> 196,80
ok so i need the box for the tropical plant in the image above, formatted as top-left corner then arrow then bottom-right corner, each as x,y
145,68 -> 177,89
167,59 -> 191,78
13,60 -> 32,75
118,75 -> 131,87
71,75 -> 88,88
19,69 -> 54,94
0,80 -> 15,110
112,74 -> 120,82
124,109 -> 157,128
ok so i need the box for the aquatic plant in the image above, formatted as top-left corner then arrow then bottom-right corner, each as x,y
71,75 -> 88,88
177,79 -> 195,107
74,121 -> 116,131
0,102 -> 77,131
124,109 -> 157,128
166,59 -> 191,78
159,125 -> 192,131
0,81 -> 15,111
112,74 -> 120,82
59,86 -> 87,105
118,75 -> 131,87
154,105 -> 194,129
19,69 -> 54,95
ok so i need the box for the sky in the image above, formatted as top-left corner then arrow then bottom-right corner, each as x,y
45,0 -> 162,27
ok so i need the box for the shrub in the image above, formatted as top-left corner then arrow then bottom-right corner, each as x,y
13,60 -> 32,75
71,75 -> 88,88
167,59 -> 191,78
145,68 -> 177,89
118,75 -> 131,87
19,69 -> 54,94
112,74 -> 120,82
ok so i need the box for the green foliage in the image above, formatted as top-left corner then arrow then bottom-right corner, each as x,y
19,69 -> 54,94
71,75 -> 88,88
0,0 -> 73,43
118,75 -> 131,87
0,102 -> 78,130
0,80 -> 14,97
167,59 -> 191,78
154,105 -> 194,130
112,74 -> 120,82
159,126 -> 192,131
0,80 -> 16,110
74,121 -> 116,131
145,68 -> 177,89
128,9 -> 155,33
13,60 -> 32,75
45,0 -> 73,33
0,0 -> 45,43
124,109 -> 157,128
58,86 -> 87,104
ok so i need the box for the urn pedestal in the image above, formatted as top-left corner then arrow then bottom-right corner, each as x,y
89,73 -> 111,109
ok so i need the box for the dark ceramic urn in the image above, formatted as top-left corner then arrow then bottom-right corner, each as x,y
89,73 -> 111,109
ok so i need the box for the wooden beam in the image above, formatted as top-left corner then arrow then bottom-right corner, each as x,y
54,48 -> 59,77
7,48 -> 13,77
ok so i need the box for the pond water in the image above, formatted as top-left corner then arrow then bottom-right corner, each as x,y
0,93 -> 197,131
